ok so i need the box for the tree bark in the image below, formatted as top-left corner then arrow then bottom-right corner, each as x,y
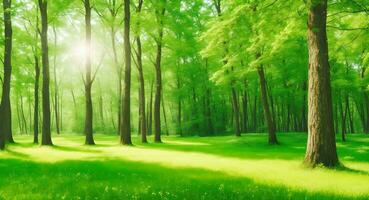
231,86 -> 241,136
0,0 -> 13,150
84,0 -> 95,145
304,0 -> 338,167
52,26 -> 60,135
257,66 -> 278,144
120,0 -> 132,145
135,0 -> 147,143
33,55 -> 40,144
154,5 -> 166,143
38,0 -> 52,146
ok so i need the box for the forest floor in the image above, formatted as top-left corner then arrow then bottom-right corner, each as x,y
0,133 -> 368,200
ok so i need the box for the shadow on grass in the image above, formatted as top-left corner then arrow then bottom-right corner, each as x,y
0,158 -> 365,200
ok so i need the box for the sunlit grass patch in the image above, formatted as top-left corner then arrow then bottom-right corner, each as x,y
0,133 -> 369,199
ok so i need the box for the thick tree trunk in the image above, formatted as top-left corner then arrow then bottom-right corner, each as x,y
304,0 -> 338,167
39,0 -> 52,146
33,55 -> 40,144
120,0 -> 132,145
154,6 -> 166,143
0,0 -> 13,150
257,66 -> 278,144
84,0 -> 95,145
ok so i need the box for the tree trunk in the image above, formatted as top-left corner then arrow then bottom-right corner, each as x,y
33,55 -> 40,144
20,96 -> 28,135
231,86 -> 241,136
108,8 -> 121,135
39,0 -> 52,146
120,0 -> 132,145
148,80 -> 154,135
242,87 -> 248,133
257,66 -> 278,145
154,5 -> 166,143
304,0 -> 338,167
52,26 -> 60,135
0,0 -> 13,150
84,0 -> 95,145
339,93 -> 347,142
176,74 -> 182,136
135,0 -> 146,143
162,94 -> 169,135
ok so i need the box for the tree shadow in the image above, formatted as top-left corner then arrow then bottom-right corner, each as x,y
0,158 -> 364,200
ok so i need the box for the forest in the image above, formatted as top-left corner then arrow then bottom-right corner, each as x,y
0,0 -> 369,199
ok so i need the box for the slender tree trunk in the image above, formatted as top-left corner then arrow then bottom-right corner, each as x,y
253,93 -> 257,131
33,55 -> 40,143
109,17 -> 121,135
162,94 -> 169,135
148,80 -> 154,135
52,26 -> 60,135
339,93 -> 347,142
135,0 -> 146,143
347,98 -> 354,133
203,60 -> 213,135
99,91 -> 105,130
20,96 -> 28,135
257,66 -> 278,144
154,5 -> 166,143
84,0 -> 95,145
304,0 -> 338,167
0,0 -> 13,149
231,86 -> 241,136
176,74 -> 182,136
39,0 -> 52,146
120,0 -> 132,145
242,87 -> 248,133
16,97 -> 22,134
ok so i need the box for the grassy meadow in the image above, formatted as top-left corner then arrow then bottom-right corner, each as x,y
0,133 -> 368,200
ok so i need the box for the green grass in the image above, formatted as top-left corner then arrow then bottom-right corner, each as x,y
0,133 -> 369,200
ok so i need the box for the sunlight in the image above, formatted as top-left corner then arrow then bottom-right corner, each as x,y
73,42 -> 90,59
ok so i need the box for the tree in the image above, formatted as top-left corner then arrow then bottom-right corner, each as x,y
39,0 -> 53,146
83,0 -> 95,145
153,0 -> 166,143
304,0 -> 339,167
0,0 -> 13,150
133,0 -> 147,143
120,0 -> 132,145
